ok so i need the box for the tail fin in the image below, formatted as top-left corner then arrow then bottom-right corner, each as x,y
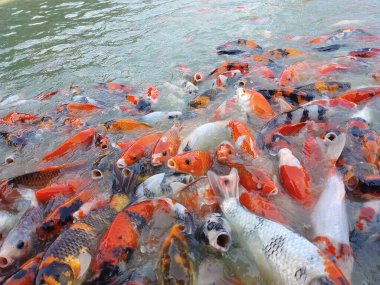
207,168 -> 240,200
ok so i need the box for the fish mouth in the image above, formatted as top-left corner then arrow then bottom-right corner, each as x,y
91,169 -> 103,180
5,156 -> 14,164
116,158 -> 127,169
0,256 -> 13,268
215,233 -> 232,252
167,159 -> 177,170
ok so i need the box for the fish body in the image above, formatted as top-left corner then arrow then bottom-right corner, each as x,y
264,48 -> 302,59
100,118 -> 151,132
228,120 -> 260,158
278,148 -> 311,205
40,128 -> 97,163
212,97 -> 237,120
312,172 -> 353,279
336,87 -> 380,104
135,173 -> 194,199
208,169 -> 349,285
140,111 -> 182,125
209,62 -> 249,77
179,121 -> 230,152
1,112 -> 37,124
157,224 -> 194,285
151,125 -> 182,166
211,70 -> 242,89
117,132 -> 162,168
237,88 -> 275,119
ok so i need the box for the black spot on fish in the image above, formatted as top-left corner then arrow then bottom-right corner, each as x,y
183,143 -> 191,152
300,108 -> 310,122
103,120 -> 116,129
263,235 -> 286,258
217,49 -> 245,55
317,105 -> 327,121
126,211 -> 148,230
285,112 -> 293,124
294,267 -> 307,282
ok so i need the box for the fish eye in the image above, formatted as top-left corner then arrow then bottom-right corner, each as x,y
16,240 -> 25,249
162,150 -> 167,156
131,155 -> 137,161
185,159 -> 191,165
228,150 -> 232,154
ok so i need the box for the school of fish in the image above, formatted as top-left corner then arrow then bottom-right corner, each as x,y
0,26 -> 380,285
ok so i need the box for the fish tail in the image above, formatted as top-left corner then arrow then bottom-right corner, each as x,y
207,168 -> 240,200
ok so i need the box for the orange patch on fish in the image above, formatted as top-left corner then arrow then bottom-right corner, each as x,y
167,150 -> 212,176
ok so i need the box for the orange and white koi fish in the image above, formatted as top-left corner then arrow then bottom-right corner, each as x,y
151,125 -> 182,166
117,132 -> 162,168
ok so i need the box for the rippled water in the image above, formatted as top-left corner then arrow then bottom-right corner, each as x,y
1,0 -> 380,100
1,0 -> 380,284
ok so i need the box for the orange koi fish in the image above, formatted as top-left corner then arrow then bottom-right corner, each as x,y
40,128 -> 97,163
56,102 -> 101,116
36,90 -> 64,100
336,87 -> 380,104
158,224 -> 194,285
151,125 -> 182,166
209,62 -> 249,77
100,118 -> 151,132
278,148 -> 311,205
35,179 -> 86,203
228,120 -> 260,158
167,150 -> 212,177
117,132 -> 162,168
97,82 -> 133,93
1,112 -> 37,124
236,88 -> 275,120
92,198 -> 191,283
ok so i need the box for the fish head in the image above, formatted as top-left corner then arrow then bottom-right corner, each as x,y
189,96 -> 209,108
196,213 -> 232,252
167,111 -> 182,120
36,260 -> 75,285
215,141 -> 236,164
279,67 -> 296,86
236,87 -> 251,106
0,233 -> 31,268
321,130 -> 346,163
167,151 -> 209,176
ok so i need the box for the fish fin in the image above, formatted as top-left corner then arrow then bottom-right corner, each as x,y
207,168 -> 239,200
78,252 -> 92,279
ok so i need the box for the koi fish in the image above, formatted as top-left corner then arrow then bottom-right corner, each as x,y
209,62 -> 249,77
40,128 -> 97,163
92,198 -> 192,282
0,206 -> 43,268
257,88 -> 314,105
195,213 -> 232,252
134,173 -> 194,199
295,81 -> 351,95
36,188 -> 103,241
236,87 -> 275,119
212,97 -> 238,120
1,112 -> 37,124
167,150 -> 213,177
312,132 -> 353,280
36,90 -> 64,100
349,48 -> 380,58
278,148 -> 311,205
117,132 -> 162,168
140,111 -> 182,125
2,253 -> 43,285
211,70 -> 242,89
97,82 -> 133,93
100,118 -> 151,132
35,194 -> 129,285
228,120 -> 260,158
239,189 -> 287,224
263,48 -> 302,58
157,224 -> 194,285
336,87 -> 380,104
34,179 -> 86,203
151,125 -> 182,166
208,168 -> 350,285
179,121 -> 230,152
56,102 -> 101,116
